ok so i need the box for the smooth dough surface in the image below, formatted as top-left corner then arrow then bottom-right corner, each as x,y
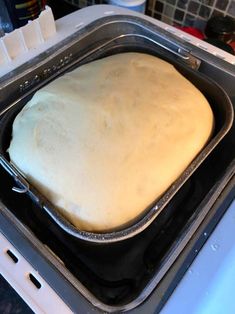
8,53 -> 214,232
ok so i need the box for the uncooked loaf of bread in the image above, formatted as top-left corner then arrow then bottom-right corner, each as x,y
8,53 -> 214,232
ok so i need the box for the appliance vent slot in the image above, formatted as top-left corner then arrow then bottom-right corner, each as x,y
214,53 -> 226,60
28,273 -> 42,289
197,44 -> 208,51
6,249 -> 18,263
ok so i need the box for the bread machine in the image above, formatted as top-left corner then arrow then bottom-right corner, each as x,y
0,5 -> 234,313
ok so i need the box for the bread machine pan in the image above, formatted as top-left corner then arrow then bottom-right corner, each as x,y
0,15 -> 233,243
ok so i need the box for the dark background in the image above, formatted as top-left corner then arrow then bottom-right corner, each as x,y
47,0 -> 78,19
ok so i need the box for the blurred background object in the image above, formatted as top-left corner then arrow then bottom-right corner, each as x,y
0,0 -> 14,35
205,15 -> 235,42
0,0 -> 46,35
47,0 -> 103,19
175,25 -> 205,39
108,0 -> 146,13
147,0 -> 234,32
204,15 -> 235,54
204,37 -> 234,53
47,0 -> 77,19
146,0 -> 235,55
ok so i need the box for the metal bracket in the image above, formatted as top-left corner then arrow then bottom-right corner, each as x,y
0,156 -> 29,193
177,48 -> 201,70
